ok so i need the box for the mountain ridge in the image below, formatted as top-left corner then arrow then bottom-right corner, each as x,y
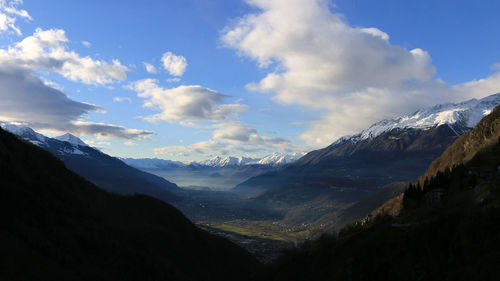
1,123 -> 182,203
293,93 -> 500,167
122,152 -> 307,170
233,93 -> 500,228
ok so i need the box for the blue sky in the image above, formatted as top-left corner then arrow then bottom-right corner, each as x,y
0,0 -> 499,161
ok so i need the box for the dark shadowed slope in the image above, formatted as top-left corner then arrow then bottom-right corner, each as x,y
2,124 -> 182,203
0,128 -> 259,281
259,105 -> 500,281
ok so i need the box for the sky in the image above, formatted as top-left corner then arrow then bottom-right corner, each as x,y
0,0 -> 499,161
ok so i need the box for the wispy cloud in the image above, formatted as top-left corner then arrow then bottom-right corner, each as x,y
0,0 -> 31,35
143,62 -> 158,74
113,96 -> 132,103
166,77 -> 181,83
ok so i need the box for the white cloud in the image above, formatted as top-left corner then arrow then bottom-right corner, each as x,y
127,79 -> 248,125
143,62 -> 157,74
161,51 -> 187,76
0,65 -> 152,139
0,0 -> 31,35
222,0 -> 500,147
166,77 -> 181,83
0,28 -> 129,85
113,96 -> 132,103
154,123 -> 296,157
124,140 -> 137,146
82,40 -> 91,47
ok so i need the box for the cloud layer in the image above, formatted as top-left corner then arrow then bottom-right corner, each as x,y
155,123 -> 295,157
0,65 -> 152,139
222,0 -> 500,147
128,79 -> 248,125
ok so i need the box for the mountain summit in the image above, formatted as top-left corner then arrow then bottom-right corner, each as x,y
350,93 -> 500,142
55,133 -> 89,147
294,93 -> 500,167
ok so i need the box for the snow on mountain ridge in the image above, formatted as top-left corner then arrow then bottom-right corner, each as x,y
348,93 -> 500,143
1,123 -> 89,155
1,123 -> 47,143
198,156 -> 257,167
251,152 -> 306,166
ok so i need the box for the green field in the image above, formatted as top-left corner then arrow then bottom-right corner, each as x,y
202,220 -> 310,242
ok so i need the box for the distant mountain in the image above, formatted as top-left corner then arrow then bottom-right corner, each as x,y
120,157 -> 185,170
294,93 -> 500,166
1,123 -> 182,203
122,153 -> 306,191
194,153 -> 305,168
123,152 -> 305,170
197,155 -> 257,167
252,152 -> 306,167
235,93 -> 500,224
0,127 -> 259,281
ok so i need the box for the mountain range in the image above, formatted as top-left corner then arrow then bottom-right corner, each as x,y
122,152 -> 306,169
1,123 -> 182,203
121,152 -> 306,191
234,93 -> 500,228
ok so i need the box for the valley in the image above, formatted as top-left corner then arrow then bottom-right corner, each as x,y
128,94 -> 500,247
2,1 -> 499,280
3,93 -> 500,271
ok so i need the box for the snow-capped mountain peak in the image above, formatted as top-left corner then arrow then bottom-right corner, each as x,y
0,123 -> 90,156
1,123 -> 47,145
351,93 -> 500,142
195,153 -> 306,167
55,133 -> 88,147
198,156 -> 257,167
252,152 -> 306,166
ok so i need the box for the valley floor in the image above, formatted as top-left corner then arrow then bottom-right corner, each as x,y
173,190 -> 310,262
198,224 -> 295,263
